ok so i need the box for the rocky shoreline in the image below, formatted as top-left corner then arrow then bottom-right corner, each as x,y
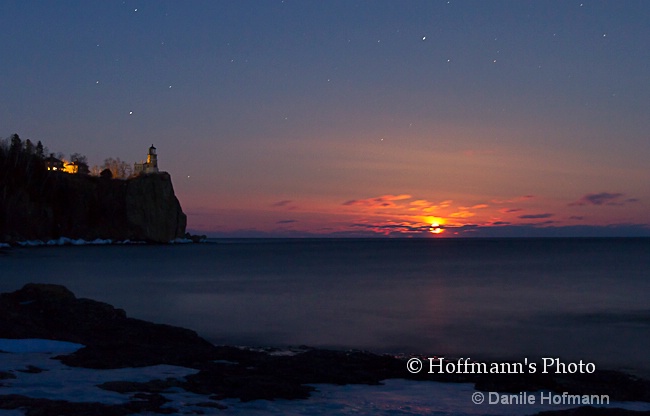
0,232 -> 207,248
0,284 -> 648,415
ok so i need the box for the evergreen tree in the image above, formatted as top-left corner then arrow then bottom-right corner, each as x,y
24,139 -> 34,155
35,141 -> 44,158
9,134 -> 22,155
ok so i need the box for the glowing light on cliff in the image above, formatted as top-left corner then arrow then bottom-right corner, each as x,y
63,161 -> 78,174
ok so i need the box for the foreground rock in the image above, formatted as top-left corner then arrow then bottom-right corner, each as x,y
0,283 -> 217,368
0,394 -> 175,416
0,283 -> 649,414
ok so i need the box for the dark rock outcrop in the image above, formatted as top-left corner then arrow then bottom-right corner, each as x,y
0,283 -> 217,368
0,394 -> 176,416
0,171 -> 186,243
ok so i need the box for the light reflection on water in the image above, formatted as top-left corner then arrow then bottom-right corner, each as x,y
1,238 -> 649,374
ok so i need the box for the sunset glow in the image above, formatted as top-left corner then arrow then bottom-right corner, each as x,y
2,2 -> 649,238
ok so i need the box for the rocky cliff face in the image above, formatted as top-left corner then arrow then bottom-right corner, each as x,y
125,173 -> 187,243
0,171 -> 187,243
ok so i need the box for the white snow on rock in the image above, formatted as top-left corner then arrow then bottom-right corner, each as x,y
0,339 -> 83,353
0,341 -> 649,415
169,238 -> 193,244
16,238 -> 114,247
0,344 -> 198,405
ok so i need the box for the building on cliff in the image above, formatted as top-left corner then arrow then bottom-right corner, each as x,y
44,154 -> 89,174
133,144 -> 159,175
44,154 -> 64,171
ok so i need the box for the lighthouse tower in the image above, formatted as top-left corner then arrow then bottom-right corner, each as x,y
146,144 -> 158,172
134,144 -> 160,175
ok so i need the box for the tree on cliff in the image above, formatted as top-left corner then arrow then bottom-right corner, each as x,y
24,139 -> 34,155
35,141 -> 45,158
70,153 -> 90,175
0,134 -> 49,237
9,134 -> 22,156
3,134 -> 40,173
70,153 -> 88,166
102,157 -> 132,179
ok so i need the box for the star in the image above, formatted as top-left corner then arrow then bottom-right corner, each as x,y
129,111 -> 133,115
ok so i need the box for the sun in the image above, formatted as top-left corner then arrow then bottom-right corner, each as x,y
423,216 -> 445,235
429,222 -> 444,234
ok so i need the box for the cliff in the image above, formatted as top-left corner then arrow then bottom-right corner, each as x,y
0,171 -> 187,244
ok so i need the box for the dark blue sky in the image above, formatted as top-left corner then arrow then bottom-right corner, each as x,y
2,1 -> 649,237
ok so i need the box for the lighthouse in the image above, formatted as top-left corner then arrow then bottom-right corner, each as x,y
146,144 -> 158,172
134,144 -> 160,175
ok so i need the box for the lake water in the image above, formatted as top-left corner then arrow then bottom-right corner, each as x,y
1,238 -> 649,375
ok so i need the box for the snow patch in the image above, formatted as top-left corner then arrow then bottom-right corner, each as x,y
13,238 -> 152,247
0,339 -> 84,353
169,238 -> 193,244
11,237 -> 194,247
0,349 -> 198,405
17,238 -> 114,247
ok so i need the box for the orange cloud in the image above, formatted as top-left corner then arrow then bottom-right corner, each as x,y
407,199 -> 452,213
450,210 -> 476,218
342,194 -> 412,209
459,204 -> 489,210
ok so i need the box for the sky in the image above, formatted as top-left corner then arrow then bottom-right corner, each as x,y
1,0 -> 649,238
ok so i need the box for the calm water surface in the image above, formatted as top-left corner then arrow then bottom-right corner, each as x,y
1,238 -> 649,374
